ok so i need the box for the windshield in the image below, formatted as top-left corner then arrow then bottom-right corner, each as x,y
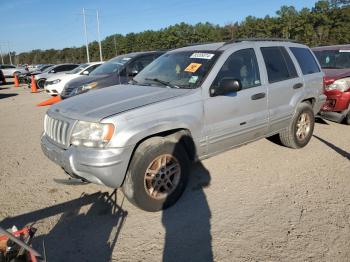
314,50 -> 350,69
134,51 -> 220,89
39,65 -> 52,71
42,65 -> 55,73
90,55 -> 132,76
67,64 -> 88,74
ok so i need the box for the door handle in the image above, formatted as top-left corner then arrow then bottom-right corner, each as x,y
293,83 -> 303,89
251,92 -> 266,100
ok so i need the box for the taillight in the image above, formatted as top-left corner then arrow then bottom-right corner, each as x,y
323,76 -> 336,89
324,77 -> 350,92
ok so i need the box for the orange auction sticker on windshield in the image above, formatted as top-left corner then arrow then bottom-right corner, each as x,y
184,63 -> 202,73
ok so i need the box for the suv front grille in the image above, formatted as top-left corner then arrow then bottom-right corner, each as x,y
44,115 -> 70,146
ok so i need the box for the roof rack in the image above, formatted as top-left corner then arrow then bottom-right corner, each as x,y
224,38 -> 298,45
181,42 -> 216,47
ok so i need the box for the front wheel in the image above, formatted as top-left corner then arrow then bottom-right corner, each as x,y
279,102 -> 315,149
37,78 -> 46,89
122,137 -> 190,212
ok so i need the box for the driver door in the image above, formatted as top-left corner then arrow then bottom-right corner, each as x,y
204,48 -> 268,156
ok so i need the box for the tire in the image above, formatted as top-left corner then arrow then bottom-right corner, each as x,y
122,137 -> 190,212
279,102 -> 315,149
345,112 -> 350,125
37,78 -> 46,89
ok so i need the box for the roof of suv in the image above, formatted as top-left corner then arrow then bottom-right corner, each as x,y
170,38 -> 307,53
312,44 -> 350,51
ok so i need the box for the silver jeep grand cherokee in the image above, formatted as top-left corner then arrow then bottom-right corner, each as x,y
41,39 -> 326,211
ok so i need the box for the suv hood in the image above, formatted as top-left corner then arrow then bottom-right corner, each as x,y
50,84 -> 191,122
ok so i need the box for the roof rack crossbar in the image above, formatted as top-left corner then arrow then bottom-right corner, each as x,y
224,38 -> 297,45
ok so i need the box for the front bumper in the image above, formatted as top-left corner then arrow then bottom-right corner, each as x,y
41,135 -> 133,188
44,85 -> 59,95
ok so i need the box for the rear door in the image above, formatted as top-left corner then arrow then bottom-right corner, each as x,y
258,46 -> 304,134
204,47 -> 268,155
289,47 -> 323,110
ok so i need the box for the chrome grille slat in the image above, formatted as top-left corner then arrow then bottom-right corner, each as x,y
57,121 -> 62,143
62,122 -> 67,144
44,114 -> 70,147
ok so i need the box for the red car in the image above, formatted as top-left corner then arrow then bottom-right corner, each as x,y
313,45 -> 350,125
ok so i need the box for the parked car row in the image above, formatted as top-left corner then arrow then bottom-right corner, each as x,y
41,39 -> 329,212
60,51 -> 163,99
44,62 -> 103,95
0,64 -> 28,78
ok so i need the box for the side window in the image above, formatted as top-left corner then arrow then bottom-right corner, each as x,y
261,46 -> 298,83
128,56 -> 154,74
84,64 -> 100,74
212,48 -> 261,90
290,47 -> 321,75
52,65 -> 63,72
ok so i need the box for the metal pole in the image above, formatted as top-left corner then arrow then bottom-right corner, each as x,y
0,45 -> 4,64
96,10 -> 103,61
83,8 -> 90,63
114,35 -> 118,56
8,42 -> 12,65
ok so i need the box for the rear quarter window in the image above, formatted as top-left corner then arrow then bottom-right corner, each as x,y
261,46 -> 298,83
290,47 -> 320,75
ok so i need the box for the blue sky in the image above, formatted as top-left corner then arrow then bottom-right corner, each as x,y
0,0 -> 317,54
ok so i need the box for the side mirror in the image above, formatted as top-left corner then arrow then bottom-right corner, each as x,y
50,70 -> 55,73
210,78 -> 242,96
82,70 -> 89,75
128,69 -> 139,77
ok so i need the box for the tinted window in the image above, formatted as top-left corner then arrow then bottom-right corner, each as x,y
127,55 -> 155,74
261,46 -> 298,83
313,49 -> 350,69
212,48 -> 261,90
55,65 -> 77,72
290,47 -> 320,75
85,64 -> 101,74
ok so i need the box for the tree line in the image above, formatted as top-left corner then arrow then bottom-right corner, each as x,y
11,0 -> 350,64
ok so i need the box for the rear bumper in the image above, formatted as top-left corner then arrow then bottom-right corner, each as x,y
41,135 -> 133,188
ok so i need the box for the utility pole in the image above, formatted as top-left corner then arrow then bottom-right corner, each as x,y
0,45 -> 4,64
96,10 -> 103,61
114,35 -> 118,56
7,42 -> 12,65
82,8 -> 90,63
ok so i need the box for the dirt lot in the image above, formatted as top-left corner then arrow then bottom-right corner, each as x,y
0,83 -> 349,262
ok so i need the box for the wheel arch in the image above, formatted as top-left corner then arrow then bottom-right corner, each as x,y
120,128 -> 196,187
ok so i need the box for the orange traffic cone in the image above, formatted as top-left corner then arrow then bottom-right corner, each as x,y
36,96 -> 62,107
30,75 -> 38,93
14,74 -> 19,87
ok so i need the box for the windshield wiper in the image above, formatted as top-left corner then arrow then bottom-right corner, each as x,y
128,78 -> 138,84
145,78 -> 180,89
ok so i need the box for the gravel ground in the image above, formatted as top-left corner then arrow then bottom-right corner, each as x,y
0,83 -> 349,262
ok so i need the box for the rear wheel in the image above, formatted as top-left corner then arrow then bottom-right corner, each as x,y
122,137 -> 190,212
279,102 -> 315,149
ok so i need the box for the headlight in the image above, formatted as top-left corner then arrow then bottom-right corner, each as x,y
52,79 -> 61,84
71,121 -> 115,148
325,77 -> 350,92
